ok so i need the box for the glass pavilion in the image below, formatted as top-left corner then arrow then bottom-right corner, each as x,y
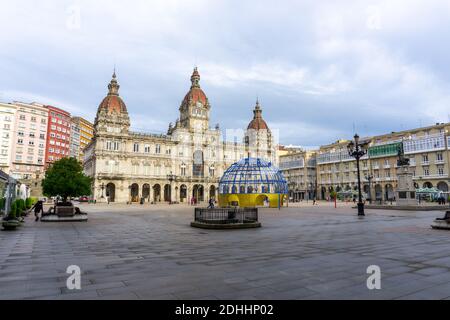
218,157 -> 288,208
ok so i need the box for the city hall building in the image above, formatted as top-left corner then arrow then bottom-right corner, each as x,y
83,68 -> 277,203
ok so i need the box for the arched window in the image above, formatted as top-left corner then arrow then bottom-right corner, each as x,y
193,150 -> 204,177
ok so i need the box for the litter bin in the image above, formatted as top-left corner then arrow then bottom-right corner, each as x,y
140,197 -> 144,205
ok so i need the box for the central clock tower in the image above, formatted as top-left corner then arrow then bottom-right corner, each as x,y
178,67 -> 210,132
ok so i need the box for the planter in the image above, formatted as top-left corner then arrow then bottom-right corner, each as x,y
2,219 -> 21,230
55,205 -> 75,217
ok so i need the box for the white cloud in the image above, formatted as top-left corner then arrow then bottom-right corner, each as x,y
202,62 -> 351,95
0,90 -> 87,117
1,0 -> 449,146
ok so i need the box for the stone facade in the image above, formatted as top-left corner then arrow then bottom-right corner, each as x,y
84,69 -> 277,203
316,123 -> 450,201
396,165 -> 417,206
279,149 -> 317,201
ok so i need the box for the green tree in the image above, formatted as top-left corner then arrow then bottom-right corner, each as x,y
330,190 -> 337,200
42,157 -> 92,203
25,197 -> 33,209
16,199 -> 26,216
9,201 -> 17,219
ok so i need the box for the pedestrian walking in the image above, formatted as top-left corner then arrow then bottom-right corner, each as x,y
30,200 -> 44,222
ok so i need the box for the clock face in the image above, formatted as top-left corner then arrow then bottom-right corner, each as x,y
196,101 -> 203,108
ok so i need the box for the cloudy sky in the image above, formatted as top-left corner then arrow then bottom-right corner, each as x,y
1,0 -> 449,147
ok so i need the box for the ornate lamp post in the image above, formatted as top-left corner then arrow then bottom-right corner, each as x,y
448,178 -> 450,209
309,181 -> 317,201
364,174 -> 373,204
308,182 -> 313,200
4,181 -> 10,217
167,172 -> 175,204
100,183 -> 105,198
288,182 -> 296,202
347,134 -> 368,216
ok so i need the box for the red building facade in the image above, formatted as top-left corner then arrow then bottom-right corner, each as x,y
45,105 -> 71,167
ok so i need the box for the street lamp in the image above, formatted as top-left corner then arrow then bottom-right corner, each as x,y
448,178 -> 450,209
347,133 -> 368,216
364,174 -> 373,204
167,172 -> 175,204
100,183 -> 105,198
288,182 -> 295,202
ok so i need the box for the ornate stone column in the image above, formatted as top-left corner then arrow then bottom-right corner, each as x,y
149,184 -> 154,203
174,186 -> 178,203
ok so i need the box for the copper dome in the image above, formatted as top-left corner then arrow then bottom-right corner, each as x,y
182,87 -> 208,106
182,67 -> 208,106
97,71 -> 128,114
247,100 -> 269,130
98,95 -> 127,114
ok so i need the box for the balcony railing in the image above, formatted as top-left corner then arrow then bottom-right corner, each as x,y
413,174 -> 448,180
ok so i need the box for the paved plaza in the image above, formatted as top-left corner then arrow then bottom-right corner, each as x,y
1,202 -> 450,300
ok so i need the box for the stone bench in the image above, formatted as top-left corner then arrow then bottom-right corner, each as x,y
431,211 -> 450,230
436,211 -> 450,221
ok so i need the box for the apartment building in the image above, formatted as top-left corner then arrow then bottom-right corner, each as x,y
8,102 -> 49,196
316,123 -> 450,201
45,105 -> 71,167
70,116 -> 93,162
279,149 -> 317,201
70,121 -> 81,160
0,103 -> 17,173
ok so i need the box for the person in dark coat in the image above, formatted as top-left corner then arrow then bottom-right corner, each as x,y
30,200 -> 44,221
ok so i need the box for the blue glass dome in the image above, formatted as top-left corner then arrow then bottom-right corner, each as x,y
219,157 -> 288,195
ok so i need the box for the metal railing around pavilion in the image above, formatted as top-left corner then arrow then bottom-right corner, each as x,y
194,207 -> 258,224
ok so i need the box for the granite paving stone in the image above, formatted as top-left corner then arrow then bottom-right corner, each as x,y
1,202 -> 450,299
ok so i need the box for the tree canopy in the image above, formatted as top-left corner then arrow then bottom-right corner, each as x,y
42,157 -> 92,201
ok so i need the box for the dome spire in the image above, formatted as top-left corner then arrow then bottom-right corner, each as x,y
253,98 -> 262,118
96,69 -> 128,120
247,99 -> 269,131
108,68 -> 120,96
190,67 -> 200,88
